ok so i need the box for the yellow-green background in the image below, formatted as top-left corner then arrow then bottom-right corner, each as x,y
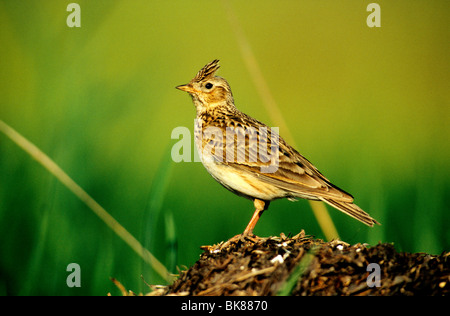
0,1 -> 448,295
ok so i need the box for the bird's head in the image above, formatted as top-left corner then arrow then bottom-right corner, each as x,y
176,60 -> 235,113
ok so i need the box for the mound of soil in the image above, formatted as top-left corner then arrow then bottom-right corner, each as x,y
160,231 -> 449,296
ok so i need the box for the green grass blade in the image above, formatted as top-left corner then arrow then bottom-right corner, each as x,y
277,246 -> 318,296
0,119 -> 173,283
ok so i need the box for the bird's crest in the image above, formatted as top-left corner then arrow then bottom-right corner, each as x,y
193,59 -> 220,82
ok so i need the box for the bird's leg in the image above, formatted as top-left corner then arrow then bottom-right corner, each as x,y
242,199 -> 267,238
221,199 -> 268,248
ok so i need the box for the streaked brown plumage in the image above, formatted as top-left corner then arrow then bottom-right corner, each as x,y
176,59 -> 379,236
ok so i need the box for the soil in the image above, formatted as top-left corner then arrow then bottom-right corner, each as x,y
128,231 -> 450,296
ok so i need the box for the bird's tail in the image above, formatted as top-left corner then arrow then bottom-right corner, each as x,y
321,198 -> 380,227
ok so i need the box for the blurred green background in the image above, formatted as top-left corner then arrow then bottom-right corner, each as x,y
0,1 -> 449,295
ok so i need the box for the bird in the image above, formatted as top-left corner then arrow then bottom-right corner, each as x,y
176,59 -> 379,238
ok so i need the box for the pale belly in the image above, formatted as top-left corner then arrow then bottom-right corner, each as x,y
200,159 -> 286,201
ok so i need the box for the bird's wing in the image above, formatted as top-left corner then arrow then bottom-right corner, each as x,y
214,112 -> 355,202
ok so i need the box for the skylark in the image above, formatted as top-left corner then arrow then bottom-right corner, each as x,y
176,60 -> 379,237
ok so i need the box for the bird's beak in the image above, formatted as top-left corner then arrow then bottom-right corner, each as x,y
176,83 -> 194,93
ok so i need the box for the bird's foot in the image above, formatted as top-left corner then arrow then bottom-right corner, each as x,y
219,232 -> 261,249
201,232 -> 264,253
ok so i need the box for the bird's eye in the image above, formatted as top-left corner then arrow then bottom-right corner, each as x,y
205,82 -> 213,89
